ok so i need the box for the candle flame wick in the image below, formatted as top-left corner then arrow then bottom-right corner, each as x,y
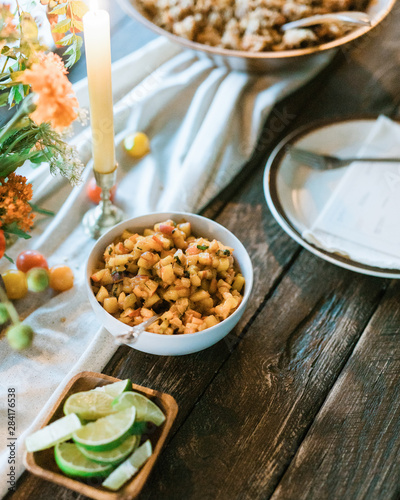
89,0 -> 100,11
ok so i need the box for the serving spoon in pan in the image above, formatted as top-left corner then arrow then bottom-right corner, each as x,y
281,11 -> 371,31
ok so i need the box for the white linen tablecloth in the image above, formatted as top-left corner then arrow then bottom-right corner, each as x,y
0,37 -> 332,496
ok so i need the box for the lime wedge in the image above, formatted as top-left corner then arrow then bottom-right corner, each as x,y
112,392 -> 166,426
131,421 -> 148,435
64,391 -> 115,420
26,414 -> 82,452
94,379 -> 132,398
77,435 -> 139,465
55,442 -> 113,478
103,440 -> 152,491
72,407 -> 136,451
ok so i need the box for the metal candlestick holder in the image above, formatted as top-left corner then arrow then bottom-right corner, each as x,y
82,166 -> 124,239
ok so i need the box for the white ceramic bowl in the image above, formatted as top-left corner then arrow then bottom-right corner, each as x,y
86,212 -> 253,356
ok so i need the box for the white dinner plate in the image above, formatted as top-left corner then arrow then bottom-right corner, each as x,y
263,117 -> 400,279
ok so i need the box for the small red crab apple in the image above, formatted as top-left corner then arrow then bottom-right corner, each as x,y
86,177 -> 117,204
16,250 -> 48,273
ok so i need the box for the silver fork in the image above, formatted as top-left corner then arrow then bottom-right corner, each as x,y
286,146 -> 400,170
115,313 -> 162,345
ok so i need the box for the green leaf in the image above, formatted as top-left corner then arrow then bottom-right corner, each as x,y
3,223 -> 32,239
72,19 -> 84,32
29,203 -> 55,217
63,44 -> 75,56
65,48 -> 81,68
8,84 -> 24,107
49,4 -> 67,15
0,91 -> 8,106
58,33 -> 75,46
0,154 -> 27,176
9,70 -> 25,81
71,0 -> 88,18
64,36 -> 83,68
28,152 -> 46,164
3,253 -> 14,264
52,18 -> 71,34
20,12 -> 39,42
1,46 -> 17,59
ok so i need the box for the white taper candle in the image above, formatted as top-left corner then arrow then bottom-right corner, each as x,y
83,8 -> 116,174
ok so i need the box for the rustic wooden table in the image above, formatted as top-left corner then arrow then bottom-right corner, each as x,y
9,2 -> 400,499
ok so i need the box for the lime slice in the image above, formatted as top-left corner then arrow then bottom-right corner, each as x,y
64,391 -> 115,420
94,379 -> 132,398
103,440 -> 152,491
26,413 -> 82,452
77,434 -> 139,465
131,421 -> 148,435
112,392 -> 166,426
55,442 -> 113,478
72,407 -> 136,451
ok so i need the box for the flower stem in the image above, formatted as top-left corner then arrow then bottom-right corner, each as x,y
1,56 -> 9,74
0,94 -> 35,145
0,286 -> 20,325
2,128 -> 35,156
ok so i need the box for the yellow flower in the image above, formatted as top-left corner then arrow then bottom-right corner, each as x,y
20,53 -> 79,131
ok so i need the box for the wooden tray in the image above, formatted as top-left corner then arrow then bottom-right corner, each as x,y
24,371 -> 178,500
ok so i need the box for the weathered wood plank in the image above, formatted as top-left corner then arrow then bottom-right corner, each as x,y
271,280 -> 400,500
7,159 -> 302,499
136,254 -> 387,500
9,0 -> 400,498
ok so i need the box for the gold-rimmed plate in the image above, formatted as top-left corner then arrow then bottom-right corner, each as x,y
263,117 -> 400,279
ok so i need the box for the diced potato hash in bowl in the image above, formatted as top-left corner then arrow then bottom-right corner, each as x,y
90,220 -> 245,335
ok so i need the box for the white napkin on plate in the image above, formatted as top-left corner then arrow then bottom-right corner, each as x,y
303,115 -> 400,269
0,37 -> 332,497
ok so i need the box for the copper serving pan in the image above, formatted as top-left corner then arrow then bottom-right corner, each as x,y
118,0 -> 396,72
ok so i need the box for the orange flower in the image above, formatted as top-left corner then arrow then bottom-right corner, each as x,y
0,173 -> 35,232
20,52 -> 78,130
0,4 -> 17,38
0,4 -> 18,52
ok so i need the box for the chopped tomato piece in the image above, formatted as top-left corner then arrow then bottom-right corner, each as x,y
152,235 -> 164,251
115,242 -> 129,254
159,224 -> 174,235
186,245 -> 201,255
128,308 -> 141,318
